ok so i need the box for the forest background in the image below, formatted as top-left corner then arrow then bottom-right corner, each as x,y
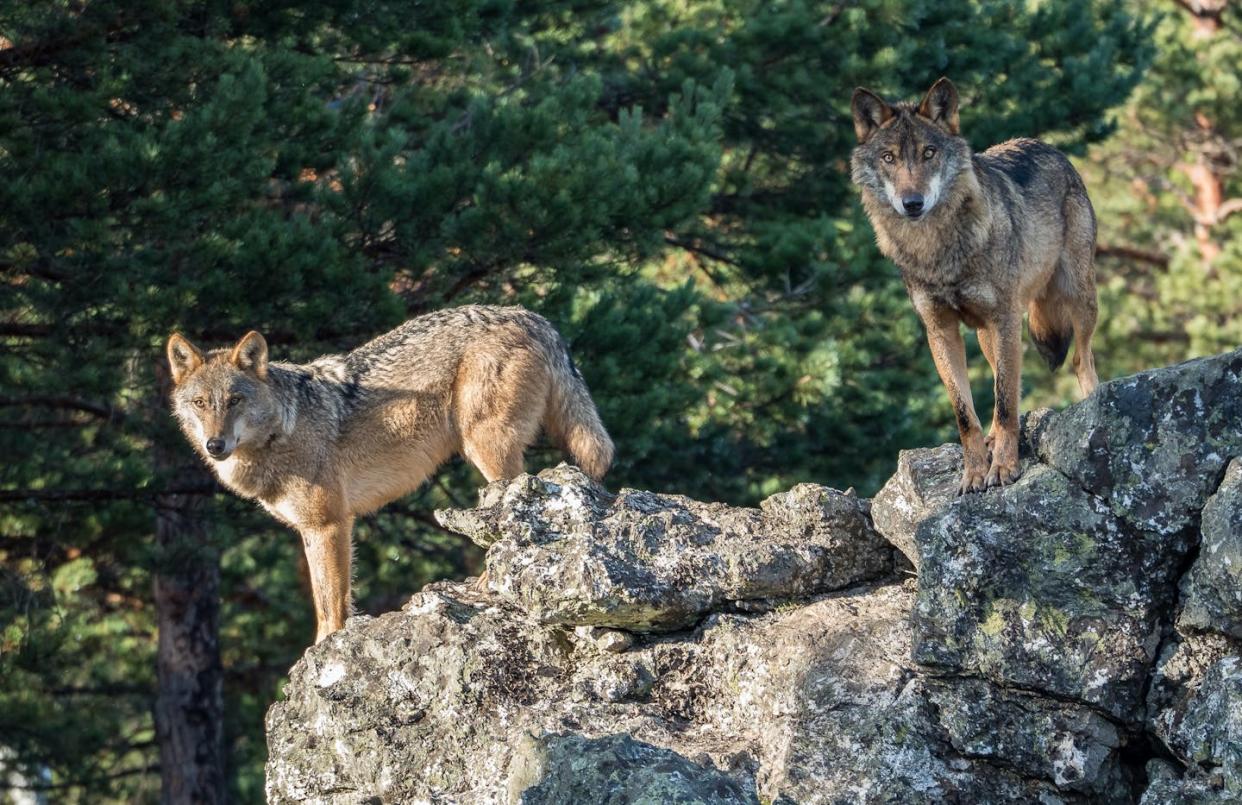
2,0 -> 1238,800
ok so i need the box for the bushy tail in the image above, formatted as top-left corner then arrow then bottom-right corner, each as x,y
1030,326 -> 1072,372
546,347 -> 614,481
1028,301 -> 1073,372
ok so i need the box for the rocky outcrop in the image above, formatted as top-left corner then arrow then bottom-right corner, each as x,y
436,472 -> 893,632
266,349 -> 1242,804
1179,459 -> 1242,639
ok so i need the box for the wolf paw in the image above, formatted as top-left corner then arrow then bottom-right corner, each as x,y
984,457 -> 1021,488
956,465 -> 989,495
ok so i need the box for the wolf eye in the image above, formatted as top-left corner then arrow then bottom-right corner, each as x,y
227,395 -> 243,407
192,398 -> 206,409
923,146 -> 937,160
881,152 -> 895,164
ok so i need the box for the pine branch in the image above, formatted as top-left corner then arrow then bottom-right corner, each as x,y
0,18 -> 137,74
3,763 -> 159,793
0,484 -> 220,503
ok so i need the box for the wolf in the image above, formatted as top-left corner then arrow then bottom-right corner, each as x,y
166,305 -> 614,642
850,77 -> 1099,494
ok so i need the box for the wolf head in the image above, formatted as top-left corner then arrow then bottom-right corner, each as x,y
167,331 -> 281,462
849,77 -> 970,221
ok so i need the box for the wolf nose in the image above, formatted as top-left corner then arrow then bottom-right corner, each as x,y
902,194 -> 925,215
205,438 -> 226,457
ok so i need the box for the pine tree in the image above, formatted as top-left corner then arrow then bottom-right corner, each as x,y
1074,0 -> 1242,400
0,1 -> 723,800
0,0 -> 1155,800
570,0 -> 1155,494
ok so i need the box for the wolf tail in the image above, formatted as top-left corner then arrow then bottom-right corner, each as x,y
546,341 -> 614,481
1027,304 -> 1072,372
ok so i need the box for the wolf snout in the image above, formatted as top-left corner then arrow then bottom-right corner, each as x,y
205,438 -> 229,459
902,194 -> 925,217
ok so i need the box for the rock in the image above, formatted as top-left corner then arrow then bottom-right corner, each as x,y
574,625 -> 635,654
1173,656 -> 1242,786
1029,348 -> 1242,538
435,466 -> 893,632
1179,458 -> 1242,639
878,452 -> 1185,721
266,579 -> 1137,803
518,734 -> 759,805
690,584 -> 1118,803
1141,759 -> 1237,804
871,445 -> 962,569
267,347 -> 1242,803
1145,633 -> 1242,802
872,409 -> 1056,569
925,678 -> 1125,796
1147,633 -> 1239,749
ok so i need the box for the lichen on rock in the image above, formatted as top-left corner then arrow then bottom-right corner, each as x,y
266,346 -> 1242,804
436,466 -> 894,632
1179,458 -> 1242,639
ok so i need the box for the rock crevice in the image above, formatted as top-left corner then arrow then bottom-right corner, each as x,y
266,349 -> 1242,804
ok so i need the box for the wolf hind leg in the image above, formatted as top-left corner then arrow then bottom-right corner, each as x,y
1062,246 -> 1100,396
463,429 -> 531,483
1067,291 -> 1099,396
456,347 -> 549,483
1055,193 -> 1100,396
1029,253 -> 1099,397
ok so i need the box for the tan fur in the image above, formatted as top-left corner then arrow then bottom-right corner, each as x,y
167,306 -> 614,642
851,78 -> 1100,494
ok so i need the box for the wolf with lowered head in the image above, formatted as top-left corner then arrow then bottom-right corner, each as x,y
850,77 -> 1100,494
167,305 -> 614,642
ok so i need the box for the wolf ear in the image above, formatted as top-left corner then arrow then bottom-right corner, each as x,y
167,334 -> 204,385
851,88 -> 894,143
918,77 -> 959,134
230,331 -> 268,378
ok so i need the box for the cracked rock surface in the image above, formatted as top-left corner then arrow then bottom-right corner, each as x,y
267,348 -> 1242,803
435,471 -> 894,632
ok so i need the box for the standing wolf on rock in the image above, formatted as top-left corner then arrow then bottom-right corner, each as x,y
850,77 -> 1100,494
166,305 -> 614,642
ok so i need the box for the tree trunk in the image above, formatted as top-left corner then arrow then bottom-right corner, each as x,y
1179,0 -> 1226,37
1186,158 -> 1224,263
152,367 -> 224,804
1175,0 -> 1234,267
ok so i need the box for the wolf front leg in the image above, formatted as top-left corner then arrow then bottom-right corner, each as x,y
984,314 -> 1023,488
920,304 -> 989,494
299,518 -> 354,643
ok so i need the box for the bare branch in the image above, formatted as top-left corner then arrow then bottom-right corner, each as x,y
1215,197 -> 1242,222
0,484 -> 220,504
664,234 -> 742,268
0,395 -> 123,422
3,763 -> 159,793
0,323 -> 54,338
1096,244 -> 1171,268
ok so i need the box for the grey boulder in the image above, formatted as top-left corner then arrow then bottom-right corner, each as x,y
436,466 -> 893,632
267,346 -> 1242,804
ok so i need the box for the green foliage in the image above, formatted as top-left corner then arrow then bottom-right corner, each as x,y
0,0 -> 1159,800
1068,0 -> 1242,406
